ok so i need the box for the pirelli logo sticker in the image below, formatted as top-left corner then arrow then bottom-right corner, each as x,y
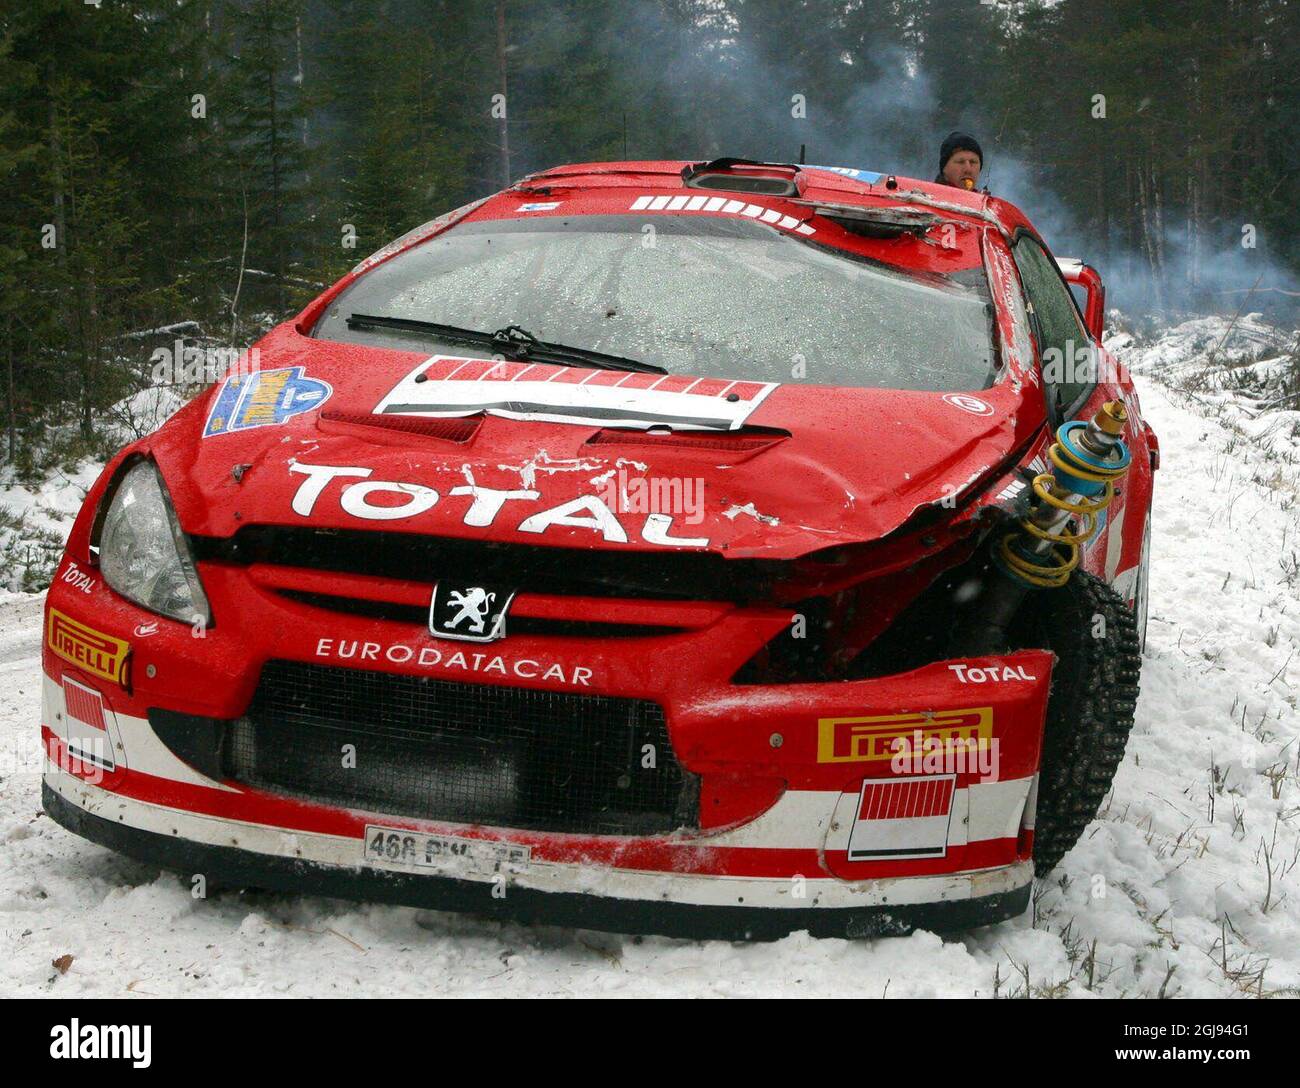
817,708 -> 993,764
47,608 -> 130,686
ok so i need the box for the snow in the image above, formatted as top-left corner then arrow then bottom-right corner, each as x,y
0,385 -> 189,594
0,464 -> 102,595
2,316 -> 1299,996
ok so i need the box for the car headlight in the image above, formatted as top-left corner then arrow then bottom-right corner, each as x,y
95,459 -> 211,626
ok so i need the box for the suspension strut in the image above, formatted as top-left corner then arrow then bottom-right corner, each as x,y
952,401 -> 1132,656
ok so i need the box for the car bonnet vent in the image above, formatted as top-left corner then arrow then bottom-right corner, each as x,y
319,410 -> 481,443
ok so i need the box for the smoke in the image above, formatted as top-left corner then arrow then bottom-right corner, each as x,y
600,3 -> 1298,322
985,148 -> 1299,321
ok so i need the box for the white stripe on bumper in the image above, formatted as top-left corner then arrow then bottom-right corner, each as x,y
44,765 -> 1032,911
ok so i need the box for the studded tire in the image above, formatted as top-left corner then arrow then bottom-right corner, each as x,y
1011,570 -> 1142,876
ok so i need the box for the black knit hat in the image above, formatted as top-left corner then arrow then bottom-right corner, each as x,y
938,131 -> 983,174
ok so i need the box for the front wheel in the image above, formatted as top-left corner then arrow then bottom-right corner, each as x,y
1009,570 -> 1142,876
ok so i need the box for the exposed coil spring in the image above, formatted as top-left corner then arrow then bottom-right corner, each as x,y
999,425 -> 1129,589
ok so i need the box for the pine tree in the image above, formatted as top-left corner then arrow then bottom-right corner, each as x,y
226,0 -> 311,316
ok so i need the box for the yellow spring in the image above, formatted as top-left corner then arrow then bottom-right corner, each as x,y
999,436 -> 1127,589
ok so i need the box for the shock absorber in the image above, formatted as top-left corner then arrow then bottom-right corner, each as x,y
952,401 -> 1132,656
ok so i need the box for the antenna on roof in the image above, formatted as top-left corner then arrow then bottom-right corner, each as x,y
798,143 -> 806,165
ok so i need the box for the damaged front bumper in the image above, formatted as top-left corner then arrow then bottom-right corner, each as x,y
41,561 -> 1052,941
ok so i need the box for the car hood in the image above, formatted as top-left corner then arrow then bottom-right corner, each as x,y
151,324 -> 1044,560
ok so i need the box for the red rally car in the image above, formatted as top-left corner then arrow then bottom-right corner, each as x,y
41,159 -> 1156,940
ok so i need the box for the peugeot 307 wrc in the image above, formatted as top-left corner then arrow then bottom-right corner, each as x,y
41,159 -> 1156,940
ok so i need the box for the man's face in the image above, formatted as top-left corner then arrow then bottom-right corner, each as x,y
943,150 -> 981,189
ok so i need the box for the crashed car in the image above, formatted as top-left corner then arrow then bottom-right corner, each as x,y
41,158 -> 1156,940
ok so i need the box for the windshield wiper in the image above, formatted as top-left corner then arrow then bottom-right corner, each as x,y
346,313 -> 667,374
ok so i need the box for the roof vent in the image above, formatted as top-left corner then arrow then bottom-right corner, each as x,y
681,158 -> 800,197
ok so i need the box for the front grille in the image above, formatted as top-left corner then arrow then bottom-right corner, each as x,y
275,589 -> 684,638
194,527 -> 784,602
221,660 -> 696,836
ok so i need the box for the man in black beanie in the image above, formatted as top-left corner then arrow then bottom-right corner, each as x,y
935,131 -> 983,190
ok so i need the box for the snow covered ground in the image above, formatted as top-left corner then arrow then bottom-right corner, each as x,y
2,317 -> 1298,997
0,386 -> 188,594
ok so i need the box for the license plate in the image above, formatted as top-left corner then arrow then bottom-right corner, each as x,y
363,824 -> 531,877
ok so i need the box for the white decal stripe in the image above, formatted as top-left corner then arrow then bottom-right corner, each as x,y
43,674 -> 234,791
825,776 -> 1034,854
966,777 -> 1034,843
1105,504 -> 1127,582
1021,774 -> 1039,830
45,768 -> 1032,909
443,359 -> 477,380
623,195 -> 814,237
425,357 -> 786,430
1111,564 -> 1140,602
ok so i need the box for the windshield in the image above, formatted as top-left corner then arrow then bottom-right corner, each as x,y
314,214 -> 997,391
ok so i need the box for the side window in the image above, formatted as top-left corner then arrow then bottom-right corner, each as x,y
1067,281 -> 1088,317
1012,237 -> 1093,415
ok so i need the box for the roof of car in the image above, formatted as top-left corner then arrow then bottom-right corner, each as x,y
515,160 -> 1037,238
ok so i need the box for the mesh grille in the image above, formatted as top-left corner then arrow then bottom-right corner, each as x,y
222,660 -> 695,836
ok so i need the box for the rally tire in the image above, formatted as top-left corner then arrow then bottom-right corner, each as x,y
1013,570 -> 1142,876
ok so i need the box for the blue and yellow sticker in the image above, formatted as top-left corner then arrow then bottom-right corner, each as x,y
803,165 -> 883,184
203,367 -> 332,437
